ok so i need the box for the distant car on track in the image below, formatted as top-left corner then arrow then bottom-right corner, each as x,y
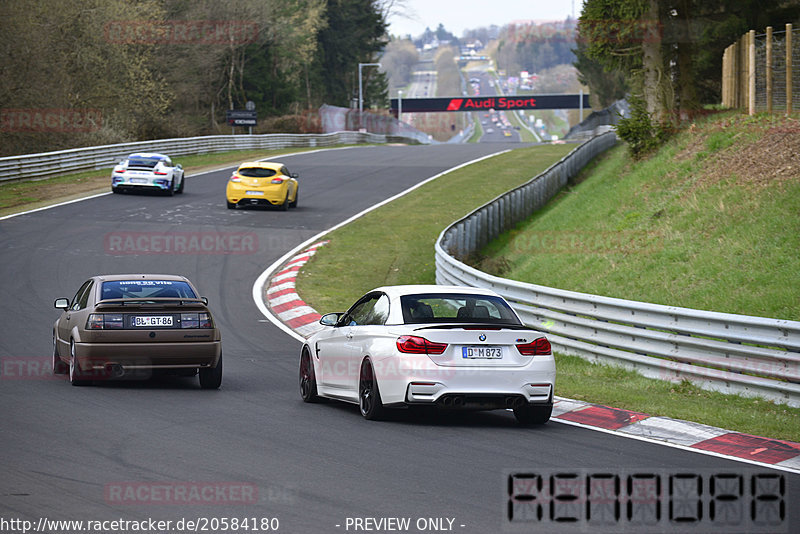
226,161 -> 298,210
53,274 -> 222,388
111,153 -> 184,195
299,285 -> 555,424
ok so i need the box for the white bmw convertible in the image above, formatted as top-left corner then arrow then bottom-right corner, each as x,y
299,285 -> 555,424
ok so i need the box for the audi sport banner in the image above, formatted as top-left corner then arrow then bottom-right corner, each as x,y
390,94 -> 590,113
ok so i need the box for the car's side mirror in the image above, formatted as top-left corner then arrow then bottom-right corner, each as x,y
54,298 -> 69,310
291,173 -> 299,179
319,313 -> 341,327
176,164 -> 183,170
201,296 -> 208,305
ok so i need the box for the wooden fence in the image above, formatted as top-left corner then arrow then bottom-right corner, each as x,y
722,24 -> 798,114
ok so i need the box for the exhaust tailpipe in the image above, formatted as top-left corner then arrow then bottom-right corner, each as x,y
107,364 -> 125,378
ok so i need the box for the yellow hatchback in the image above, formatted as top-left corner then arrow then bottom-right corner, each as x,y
226,161 -> 299,210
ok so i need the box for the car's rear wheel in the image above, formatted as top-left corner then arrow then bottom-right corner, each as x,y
165,180 -> 175,196
199,352 -> 222,389
299,349 -> 319,402
513,402 -> 552,425
175,175 -> 184,194
359,360 -> 385,420
226,201 -> 236,209
280,193 -> 289,211
69,339 -> 90,386
289,187 -> 298,208
112,186 -> 120,194
52,335 -> 67,375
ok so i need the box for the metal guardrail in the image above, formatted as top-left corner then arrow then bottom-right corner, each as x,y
435,132 -> 800,407
0,131 -> 419,183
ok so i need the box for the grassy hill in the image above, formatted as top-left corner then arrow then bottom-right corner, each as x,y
478,112 -> 800,321
296,117 -> 799,439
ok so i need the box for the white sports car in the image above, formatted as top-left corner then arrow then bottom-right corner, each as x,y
111,153 -> 184,195
299,285 -> 555,424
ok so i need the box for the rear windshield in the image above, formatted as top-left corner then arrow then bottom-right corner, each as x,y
127,157 -> 162,168
238,167 -> 277,178
100,280 -> 197,300
400,293 -> 522,325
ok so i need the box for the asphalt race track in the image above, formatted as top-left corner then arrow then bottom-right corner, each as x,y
1,143 -> 797,533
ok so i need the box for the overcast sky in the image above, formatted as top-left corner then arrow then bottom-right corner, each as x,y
387,0 -> 580,38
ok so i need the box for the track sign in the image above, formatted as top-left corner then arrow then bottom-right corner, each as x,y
390,94 -> 590,113
226,109 -> 257,126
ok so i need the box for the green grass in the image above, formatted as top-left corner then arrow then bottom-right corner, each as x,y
504,110 -> 539,143
556,354 -> 799,441
0,146 -> 346,217
467,115 -> 484,143
479,117 -> 800,321
296,116 -> 800,442
297,144 -> 574,313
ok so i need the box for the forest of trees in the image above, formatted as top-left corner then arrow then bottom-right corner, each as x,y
575,0 -> 800,117
381,39 -> 419,93
0,0 -> 390,156
492,20 -> 577,76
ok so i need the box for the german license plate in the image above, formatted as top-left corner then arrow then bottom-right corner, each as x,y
130,178 -> 148,184
246,190 -> 264,195
133,316 -> 173,327
462,346 -> 502,359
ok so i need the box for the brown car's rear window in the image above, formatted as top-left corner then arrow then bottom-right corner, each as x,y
100,280 -> 196,300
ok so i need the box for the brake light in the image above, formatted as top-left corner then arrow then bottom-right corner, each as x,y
153,170 -> 168,175
229,174 -> 241,182
114,169 -> 125,173
180,312 -> 212,328
396,336 -> 448,355
516,337 -> 551,356
86,314 -> 124,329
271,178 -> 284,184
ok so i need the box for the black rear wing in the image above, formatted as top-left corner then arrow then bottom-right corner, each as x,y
96,297 -> 208,309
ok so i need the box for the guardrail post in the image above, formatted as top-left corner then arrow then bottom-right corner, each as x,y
787,23 -> 793,114
766,26 -> 773,114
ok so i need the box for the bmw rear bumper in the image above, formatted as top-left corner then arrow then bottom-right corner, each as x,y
372,356 -> 556,407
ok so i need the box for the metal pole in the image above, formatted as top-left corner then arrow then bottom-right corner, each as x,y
748,30 -> 756,115
358,64 -> 363,129
398,90 -> 402,122
579,87 -> 584,122
787,24 -> 793,115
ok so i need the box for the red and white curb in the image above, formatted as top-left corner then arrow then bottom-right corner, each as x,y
265,241 -> 328,339
552,398 -> 800,472
265,243 -> 800,474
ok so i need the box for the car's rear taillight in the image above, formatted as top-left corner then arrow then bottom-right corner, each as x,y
86,314 -> 124,329
180,313 -> 212,328
271,178 -> 284,184
229,174 -> 241,182
114,169 -> 125,173
396,335 -> 448,355
516,337 -> 551,356
153,170 -> 168,175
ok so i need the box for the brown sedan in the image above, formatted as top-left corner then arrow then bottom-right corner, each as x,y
53,274 -> 222,388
